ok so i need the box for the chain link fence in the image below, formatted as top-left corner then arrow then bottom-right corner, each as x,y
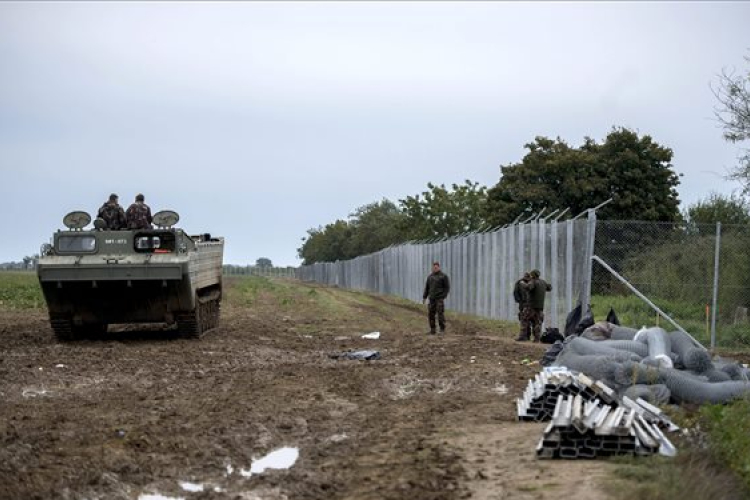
593,221 -> 750,349
297,216 -> 595,332
298,216 -> 750,349
223,266 -> 297,278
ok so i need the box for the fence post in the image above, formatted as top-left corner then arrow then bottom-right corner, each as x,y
711,222 -> 721,350
582,209 -> 597,309
490,230 -> 498,319
565,219 -> 573,315
550,219 -> 559,329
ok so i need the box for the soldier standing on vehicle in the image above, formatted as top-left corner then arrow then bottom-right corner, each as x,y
422,261 -> 450,335
126,193 -> 153,230
97,193 -> 127,230
514,272 -> 532,341
520,269 -> 552,342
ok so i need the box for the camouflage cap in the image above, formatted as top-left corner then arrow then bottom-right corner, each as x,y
530,269 -> 540,278
109,193 -> 118,201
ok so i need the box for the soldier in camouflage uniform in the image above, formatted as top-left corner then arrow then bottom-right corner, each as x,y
126,193 -> 153,230
514,272 -> 532,341
97,193 -> 127,230
519,269 -> 552,342
422,261 -> 450,335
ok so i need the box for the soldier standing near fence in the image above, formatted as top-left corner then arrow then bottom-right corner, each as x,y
422,261 -> 450,335
520,269 -> 552,342
514,272 -> 532,341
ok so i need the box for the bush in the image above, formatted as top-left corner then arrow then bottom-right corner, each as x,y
701,398 -> 750,491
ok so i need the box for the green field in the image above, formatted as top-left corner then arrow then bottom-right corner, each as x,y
0,271 -> 44,309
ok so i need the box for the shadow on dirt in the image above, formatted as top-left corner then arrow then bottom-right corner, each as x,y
89,324 -> 195,343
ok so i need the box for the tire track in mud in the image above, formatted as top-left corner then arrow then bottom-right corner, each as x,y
0,280 -> 614,500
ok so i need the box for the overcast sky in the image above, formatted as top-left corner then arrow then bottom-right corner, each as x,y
1,2 -> 748,266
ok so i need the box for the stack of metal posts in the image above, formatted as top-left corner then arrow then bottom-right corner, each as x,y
517,368 -> 677,459
517,369 -> 616,421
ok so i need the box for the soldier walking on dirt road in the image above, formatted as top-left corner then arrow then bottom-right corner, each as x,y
519,269 -> 551,342
422,261 -> 450,335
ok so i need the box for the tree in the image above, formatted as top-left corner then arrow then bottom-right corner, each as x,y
684,192 -> 750,226
399,180 -> 489,240
714,54 -> 750,191
297,200 -> 411,265
255,258 -> 273,268
347,200 -> 409,256
297,220 -> 354,265
485,128 -> 681,226
485,137 -> 602,225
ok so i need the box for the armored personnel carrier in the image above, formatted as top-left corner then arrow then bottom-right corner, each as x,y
37,210 -> 224,340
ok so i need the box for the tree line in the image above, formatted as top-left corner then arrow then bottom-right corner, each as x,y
298,128 -> 741,265
299,55 -> 750,266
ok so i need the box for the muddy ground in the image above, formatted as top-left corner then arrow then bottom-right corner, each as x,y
0,278 -> 616,500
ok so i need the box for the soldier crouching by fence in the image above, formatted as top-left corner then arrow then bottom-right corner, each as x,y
519,269 -> 551,342
514,272 -> 532,341
422,261 -> 450,335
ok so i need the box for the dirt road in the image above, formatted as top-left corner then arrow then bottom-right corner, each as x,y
0,278 -> 614,499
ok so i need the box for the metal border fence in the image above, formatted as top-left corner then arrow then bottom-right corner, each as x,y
297,212 -> 597,331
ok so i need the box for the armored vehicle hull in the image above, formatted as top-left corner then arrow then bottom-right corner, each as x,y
38,223 -> 224,340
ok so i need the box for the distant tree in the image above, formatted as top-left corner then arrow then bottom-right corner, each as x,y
485,137 -> 601,225
485,128 -> 681,226
684,192 -> 750,226
399,180 -> 488,240
298,183 -> 491,264
22,256 -> 32,270
255,258 -> 273,268
347,200 -> 409,256
298,220 -> 354,265
713,54 -> 750,192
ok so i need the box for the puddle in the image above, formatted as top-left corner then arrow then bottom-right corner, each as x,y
361,332 -> 380,339
239,447 -> 299,477
226,464 -> 234,476
178,481 -> 204,493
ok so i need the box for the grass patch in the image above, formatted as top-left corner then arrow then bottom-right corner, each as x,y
700,398 -> 750,490
226,276 -> 311,310
0,271 -> 44,309
590,294 -> 750,348
608,402 -> 750,500
609,451 -> 747,500
225,277 -> 358,318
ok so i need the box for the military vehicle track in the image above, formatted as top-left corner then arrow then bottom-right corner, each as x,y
177,293 -> 221,338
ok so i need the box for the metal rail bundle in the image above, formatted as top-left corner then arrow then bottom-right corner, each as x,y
517,368 -> 677,459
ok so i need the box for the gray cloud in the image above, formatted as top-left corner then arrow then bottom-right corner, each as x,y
1,2 -> 748,265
